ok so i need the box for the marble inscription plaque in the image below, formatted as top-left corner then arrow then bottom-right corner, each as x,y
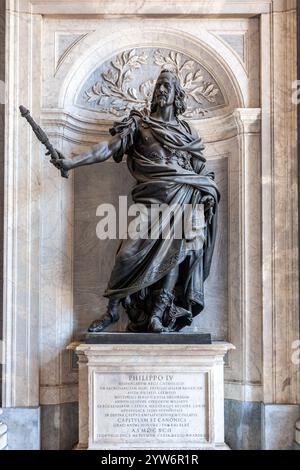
92,371 -> 208,446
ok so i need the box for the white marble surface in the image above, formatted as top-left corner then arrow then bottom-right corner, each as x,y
27,1 -> 279,16
41,13 -> 262,404
262,405 -> 300,450
296,420 -> 300,446
76,342 -> 234,450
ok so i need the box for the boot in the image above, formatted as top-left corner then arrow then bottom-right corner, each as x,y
88,298 -> 120,333
148,290 -> 173,333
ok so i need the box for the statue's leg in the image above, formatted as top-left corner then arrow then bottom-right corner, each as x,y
148,265 -> 179,333
87,298 -> 120,333
148,290 -> 171,333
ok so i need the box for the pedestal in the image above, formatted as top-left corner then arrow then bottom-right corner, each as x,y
76,336 -> 234,450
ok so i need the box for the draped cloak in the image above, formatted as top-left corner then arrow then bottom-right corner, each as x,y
104,109 -> 220,331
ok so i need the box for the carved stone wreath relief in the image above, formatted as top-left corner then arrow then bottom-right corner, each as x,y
77,48 -> 226,119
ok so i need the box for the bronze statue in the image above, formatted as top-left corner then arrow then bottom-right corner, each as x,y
23,69 -> 220,333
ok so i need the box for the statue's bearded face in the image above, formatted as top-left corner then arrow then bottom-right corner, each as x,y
153,74 -> 176,109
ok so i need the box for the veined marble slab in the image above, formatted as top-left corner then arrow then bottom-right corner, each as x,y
76,341 -> 234,450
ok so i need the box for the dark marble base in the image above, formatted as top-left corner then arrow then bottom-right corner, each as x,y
1,407 -> 40,450
85,332 -> 212,344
